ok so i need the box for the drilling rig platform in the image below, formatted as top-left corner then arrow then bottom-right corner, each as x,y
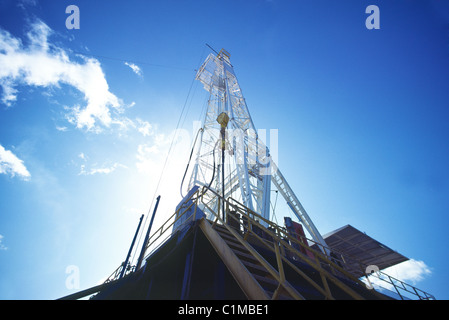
58,49 -> 435,301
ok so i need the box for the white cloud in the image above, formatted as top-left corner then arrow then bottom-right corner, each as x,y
55,126 -> 68,132
106,116 -> 155,137
136,118 -> 153,137
383,259 -> 432,284
0,144 -> 31,180
78,152 -> 87,161
136,143 -> 160,174
0,234 -> 7,251
17,0 -> 38,9
124,62 -> 143,77
0,20 -> 157,136
79,162 -> 127,176
0,20 -> 122,132
365,259 -> 432,297
135,128 -> 192,183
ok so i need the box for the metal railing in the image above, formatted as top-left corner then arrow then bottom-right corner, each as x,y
102,186 -> 435,300
200,187 -> 435,300
366,270 -> 435,300
143,189 -> 202,261
204,191 -> 373,300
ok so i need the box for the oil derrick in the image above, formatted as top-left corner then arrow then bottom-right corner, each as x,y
58,49 -> 435,301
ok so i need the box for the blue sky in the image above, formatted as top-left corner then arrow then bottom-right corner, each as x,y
0,0 -> 448,300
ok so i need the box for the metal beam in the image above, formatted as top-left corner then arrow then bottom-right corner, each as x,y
136,195 -> 161,270
57,280 -> 118,300
272,166 -> 330,256
198,218 -> 269,300
119,214 -> 144,279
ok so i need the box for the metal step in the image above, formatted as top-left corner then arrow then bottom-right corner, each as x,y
213,223 -> 295,300
240,260 -> 272,277
265,290 -> 294,300
199,219 -> 270,300
252,273 -> 279,290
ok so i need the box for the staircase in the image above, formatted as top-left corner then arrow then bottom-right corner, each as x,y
199,218 -> 304,300
195,188 -> 395,300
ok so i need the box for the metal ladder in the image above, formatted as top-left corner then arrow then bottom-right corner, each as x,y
199,218 -> 304,300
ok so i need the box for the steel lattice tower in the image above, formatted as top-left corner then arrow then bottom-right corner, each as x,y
187,49 -> 329,254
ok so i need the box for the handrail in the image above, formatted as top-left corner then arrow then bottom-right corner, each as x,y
102,186 -> 435,300
102,190 -> 201,284
210,192 -> 368,300
200,196 -> 305,300
367,269 -> 435,300
143,190 -> 201,261
199,186 -> 434,300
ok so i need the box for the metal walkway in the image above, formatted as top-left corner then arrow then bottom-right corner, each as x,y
190,188 -> 387,300
58,187 -> 434,300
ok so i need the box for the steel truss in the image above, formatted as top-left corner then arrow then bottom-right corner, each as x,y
188,49 -> 329,254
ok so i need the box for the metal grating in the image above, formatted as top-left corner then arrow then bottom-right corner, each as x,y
314,224 -> 408,278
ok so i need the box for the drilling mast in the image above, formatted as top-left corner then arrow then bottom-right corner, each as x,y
59,48 -> 435,301
187,49 -> 329,254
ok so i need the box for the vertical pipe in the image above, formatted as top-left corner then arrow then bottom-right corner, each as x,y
136,195 -> 161,270
119,214 -> 144,279
217,112 -> 228,222
221,134 -> 225,222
